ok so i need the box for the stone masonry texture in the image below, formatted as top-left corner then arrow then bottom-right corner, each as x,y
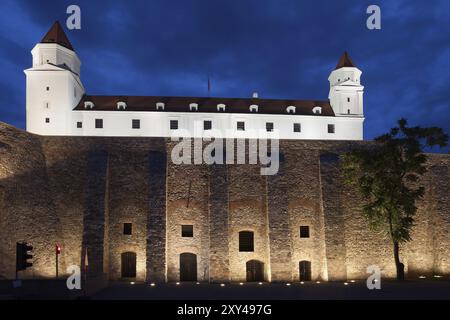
0,122 -> 449,282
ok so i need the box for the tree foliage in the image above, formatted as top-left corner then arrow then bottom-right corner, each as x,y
342,119 -> 448,244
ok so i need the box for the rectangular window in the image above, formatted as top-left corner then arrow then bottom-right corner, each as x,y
204,120 -> 212,130
46,86 -> 50,91
95,119 -> 103,129
76,121 -> 82,128
300,226 -> 310,238
293,123 -> 301,133
45,118 -> 50,123
181,225 -> 193,237
237,121 -> 245,131
328,124 -> 335,134
266,122 -> 274,132
123,223 -> 132,235
170,120 -> 178,130
239,231 -> 254,252
347,97 -> 350,102
132,119 -> 140,129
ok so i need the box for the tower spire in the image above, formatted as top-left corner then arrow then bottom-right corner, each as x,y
335,51 -> 355,69
40,21 -> 74,51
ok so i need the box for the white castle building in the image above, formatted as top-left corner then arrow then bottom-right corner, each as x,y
25,22 -> 364,140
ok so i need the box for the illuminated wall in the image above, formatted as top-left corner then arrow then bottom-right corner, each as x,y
0,122 -> 449,282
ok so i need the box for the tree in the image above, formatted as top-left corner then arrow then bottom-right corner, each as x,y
342,119 -> 448,280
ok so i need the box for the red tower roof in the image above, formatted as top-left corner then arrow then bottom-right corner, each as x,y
335,51 -> 356,69
40,21 -> 74,51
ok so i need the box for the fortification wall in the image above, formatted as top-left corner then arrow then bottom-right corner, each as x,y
0,122 -> 449,282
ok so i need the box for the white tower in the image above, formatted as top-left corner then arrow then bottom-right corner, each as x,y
328,52 -> 364,117
24,21 -> 85,135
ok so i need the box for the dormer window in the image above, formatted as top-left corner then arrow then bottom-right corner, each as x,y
189,103 -> 198,111
312,106 -> 322,115
117,101 -> 127,110
286,106 -> 296,114
156,102 -> 165,111
84,101 -> 94,109
217,104 -> 226,112
249,104 -> 258,113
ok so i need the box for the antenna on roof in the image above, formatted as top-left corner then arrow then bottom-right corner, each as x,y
207,75 -> 211,96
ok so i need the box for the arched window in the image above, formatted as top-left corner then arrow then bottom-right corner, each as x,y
239,231 -> 254,252
156,102 -> 165,111
217,103 -> 226,112
117,101 -> 127,110
312,106 -> 322,115
286,106 -> 296,114
121,252 -> 136,278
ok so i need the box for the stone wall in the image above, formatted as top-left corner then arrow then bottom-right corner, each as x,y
0,124 -> 63,279
0,122 -> 449,282
228,162 -> 268,282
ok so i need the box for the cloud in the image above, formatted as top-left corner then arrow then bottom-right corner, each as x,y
0,0 -> 448,152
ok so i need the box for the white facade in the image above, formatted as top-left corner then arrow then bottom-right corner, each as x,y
70,111 -> 363,140
328,66 -> 364,117
25,26 -> 364,140
25,43 -> 84,135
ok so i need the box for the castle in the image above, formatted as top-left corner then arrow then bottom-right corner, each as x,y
0,22 -> 448,284
26,22 -> 364,140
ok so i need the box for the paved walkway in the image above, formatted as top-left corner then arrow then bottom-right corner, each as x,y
92,279 -> 450,300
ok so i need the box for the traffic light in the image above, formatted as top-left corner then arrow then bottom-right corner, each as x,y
16,242 -> 33,271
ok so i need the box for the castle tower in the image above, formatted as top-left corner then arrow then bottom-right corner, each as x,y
328,52 -> 364,117
24,21 -> 85,135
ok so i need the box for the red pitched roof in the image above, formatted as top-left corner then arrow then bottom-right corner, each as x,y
335,51 -> 356,69
40,21 -> 74,51
74,95 -> 335,116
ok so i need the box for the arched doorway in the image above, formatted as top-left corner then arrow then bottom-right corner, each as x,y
246,260 -> 264,282
299,260 -> 311,281
180,253 -> 197,281
121,252 -> 136,278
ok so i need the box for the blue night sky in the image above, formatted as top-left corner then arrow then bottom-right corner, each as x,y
0,0 -> 449,151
